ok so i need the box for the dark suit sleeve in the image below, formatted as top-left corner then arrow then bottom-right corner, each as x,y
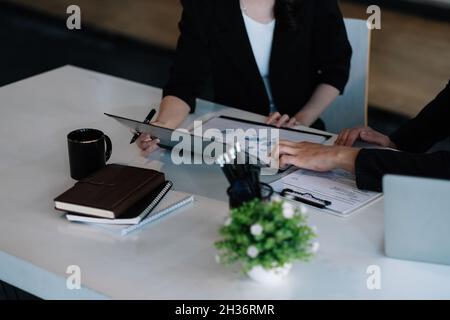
355,149 -> 450,192
162,0 -> 211,112
390,81 -> 450,153
313,0 -> 352,94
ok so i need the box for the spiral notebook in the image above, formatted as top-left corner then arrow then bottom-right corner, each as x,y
86,191 -> 194,236
66,181 -> 173,225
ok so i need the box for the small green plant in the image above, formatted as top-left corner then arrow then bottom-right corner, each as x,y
215,198 -> 318,273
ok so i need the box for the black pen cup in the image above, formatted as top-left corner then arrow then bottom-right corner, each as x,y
67,129 -> 112,180
227,183 -> 274,209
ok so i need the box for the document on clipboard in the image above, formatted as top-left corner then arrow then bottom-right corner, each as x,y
104,113 -> 265,166
199,116 -> 332,166
201,116 -> 331,146
270,169 -> 382,217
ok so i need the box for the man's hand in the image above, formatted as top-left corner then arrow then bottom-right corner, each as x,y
335,126 -> 396,148
275,141 -> 360,173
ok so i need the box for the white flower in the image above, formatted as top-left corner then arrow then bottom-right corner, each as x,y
250,224 -> 263,236
215,255 -> 221,264
299,204 -> 308,215
310,241 -> 320,253
283,210 -> 295,219
247,246 -> 259,258
271,195 -> 282,203
282,202 -> 295,219
224,217 -> 232,226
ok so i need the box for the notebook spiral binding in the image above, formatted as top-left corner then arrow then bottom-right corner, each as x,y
139,181 -> 173,220
122,194 -> 195,236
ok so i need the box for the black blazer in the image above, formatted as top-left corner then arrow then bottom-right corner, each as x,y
355,80 -> 450,192
163,0 -> 352,118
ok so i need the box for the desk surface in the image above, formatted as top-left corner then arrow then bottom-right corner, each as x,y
1,66 -> 449,299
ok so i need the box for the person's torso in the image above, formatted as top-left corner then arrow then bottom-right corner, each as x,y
201,0 -> 320,116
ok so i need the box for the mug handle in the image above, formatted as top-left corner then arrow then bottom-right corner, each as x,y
104,135 -> 112,162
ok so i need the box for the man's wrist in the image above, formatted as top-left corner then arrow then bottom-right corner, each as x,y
388,140 -> 397,149
335,147 -> 360,174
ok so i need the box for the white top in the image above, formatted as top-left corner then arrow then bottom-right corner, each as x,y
242,13 -> 277,112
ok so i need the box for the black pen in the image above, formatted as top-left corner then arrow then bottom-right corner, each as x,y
130,109 -> 157,144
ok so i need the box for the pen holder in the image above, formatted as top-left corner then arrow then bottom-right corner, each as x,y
227,183 -> 273,209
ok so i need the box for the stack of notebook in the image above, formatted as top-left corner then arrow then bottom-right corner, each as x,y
54,164 -> 174,225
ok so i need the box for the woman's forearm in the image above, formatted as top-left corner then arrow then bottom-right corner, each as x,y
295,84 -> 340,126
155,96 -> 191,129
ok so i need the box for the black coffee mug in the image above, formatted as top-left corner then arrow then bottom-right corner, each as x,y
67,129 -> 112,180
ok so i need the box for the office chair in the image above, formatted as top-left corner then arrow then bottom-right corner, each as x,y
321,18 -> 371,134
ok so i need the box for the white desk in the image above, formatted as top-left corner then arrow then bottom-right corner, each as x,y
1,66 -> 449,299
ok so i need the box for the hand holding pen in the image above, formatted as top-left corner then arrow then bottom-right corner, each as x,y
130,109 -> 157,144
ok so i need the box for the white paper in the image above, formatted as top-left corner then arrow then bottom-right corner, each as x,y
199,117 -> 329,160
270,169 -> 382,217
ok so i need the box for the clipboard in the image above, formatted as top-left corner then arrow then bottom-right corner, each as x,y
213,115 -> 333,141
104,113 -> 266,166
199,115 -> 332,172
270,169 -> 383,218
280,188 -> 332,209
203,115 -> 333,144
105,113 -> 178,150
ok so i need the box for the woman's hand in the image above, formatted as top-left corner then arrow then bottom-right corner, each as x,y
136,96 -> 191,158
266,112 -> 299,128
275,140 -> 359,173
335,126 -> 396,148
136,132 -> 161,158
136,120 -> 169,157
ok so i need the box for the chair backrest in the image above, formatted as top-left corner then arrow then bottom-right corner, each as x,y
321,18 -> 371,134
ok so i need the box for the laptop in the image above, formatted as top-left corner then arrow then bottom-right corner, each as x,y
383,175 -> 450,265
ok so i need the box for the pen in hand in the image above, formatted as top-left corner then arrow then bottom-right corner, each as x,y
130,109 -> 157,144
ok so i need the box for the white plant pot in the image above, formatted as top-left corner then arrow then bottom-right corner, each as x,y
247,263 -> 292,285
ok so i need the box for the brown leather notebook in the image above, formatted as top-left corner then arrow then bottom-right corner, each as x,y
54,164 -> 165,219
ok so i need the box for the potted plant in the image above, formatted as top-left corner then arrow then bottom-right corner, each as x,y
215,197 -> 318,285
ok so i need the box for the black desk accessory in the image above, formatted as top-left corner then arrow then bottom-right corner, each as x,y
217,143 -> 273,209
67,128 -> 112,180
129,109 -> 157,144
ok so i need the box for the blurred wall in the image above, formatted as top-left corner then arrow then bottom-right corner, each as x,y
412,0 -> 450,7
7,0 -> 450,117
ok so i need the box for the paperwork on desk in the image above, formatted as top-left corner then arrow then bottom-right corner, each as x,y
270,169 -> 382,217
198,116 -> 330,159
